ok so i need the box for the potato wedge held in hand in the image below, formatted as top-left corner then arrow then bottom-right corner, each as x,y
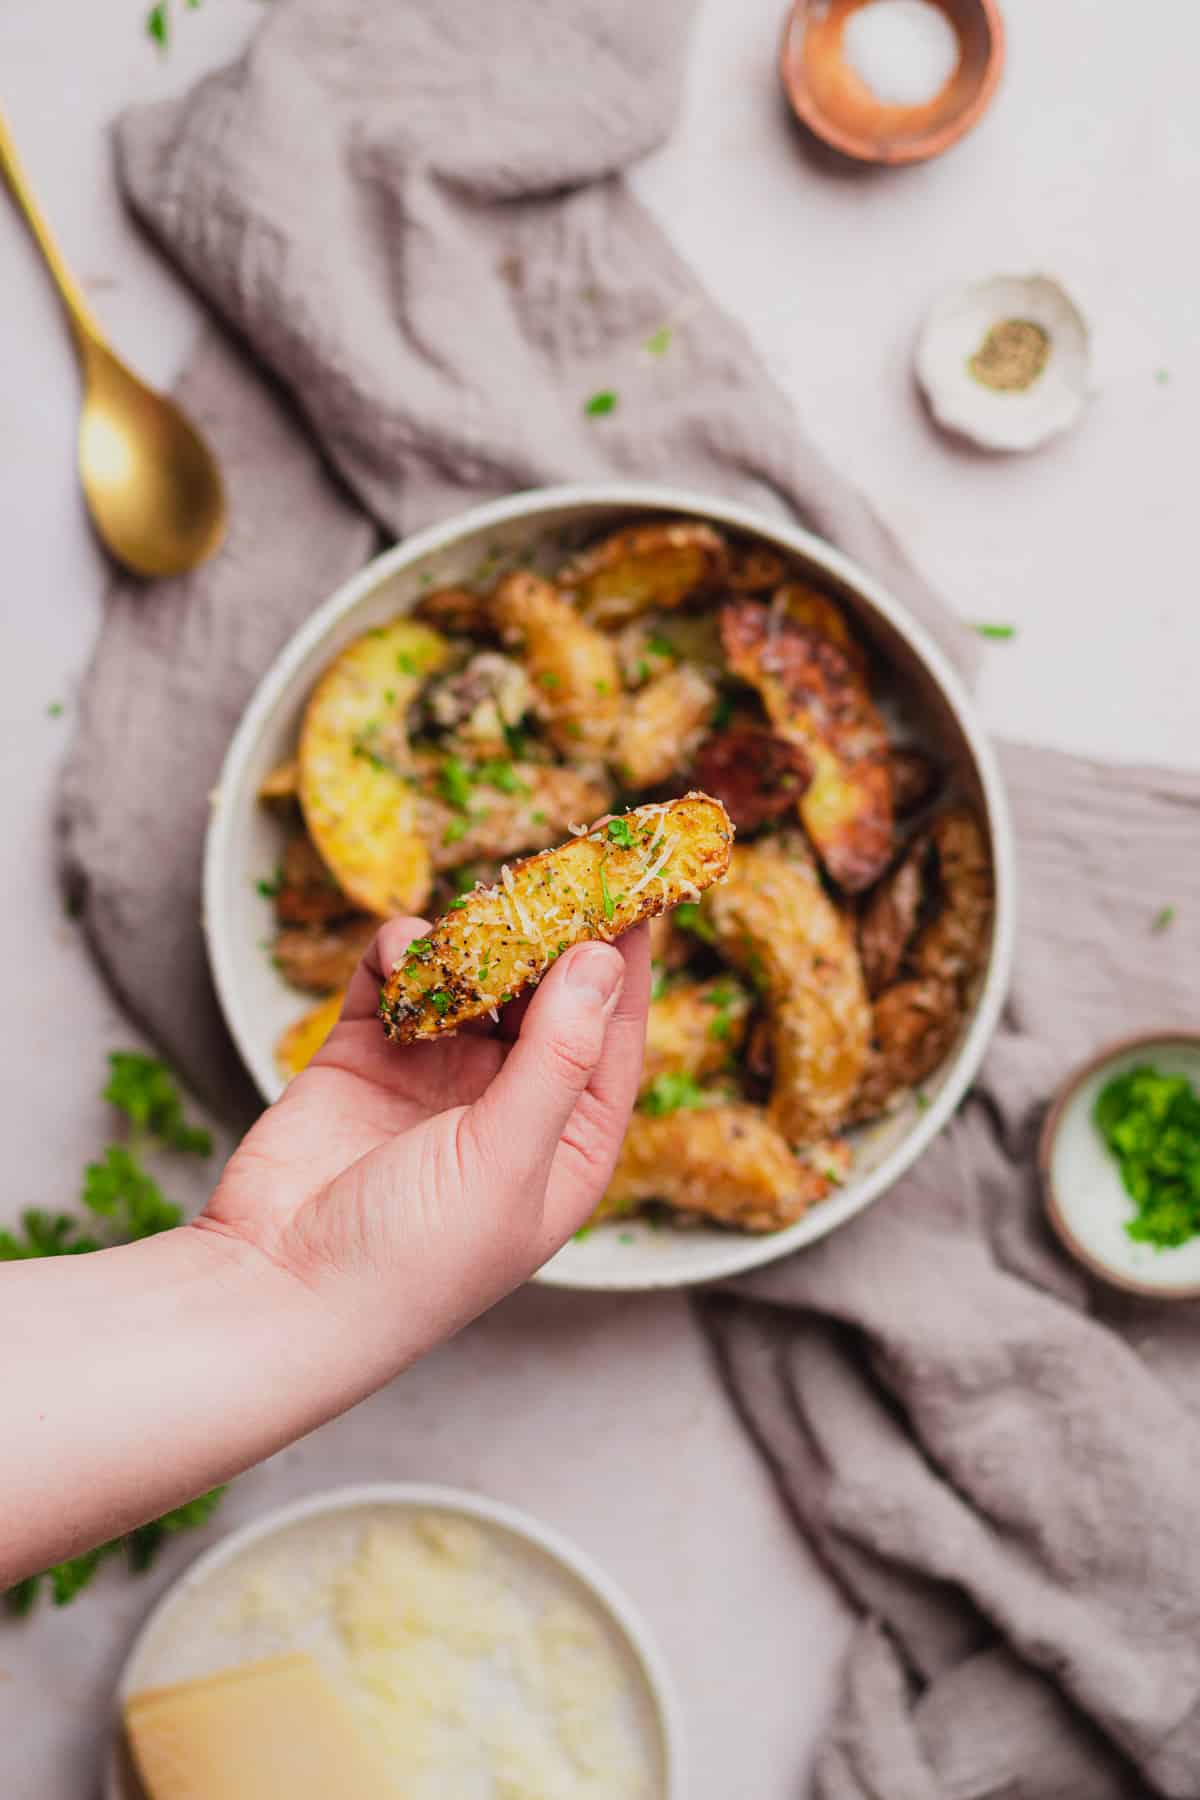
704,841 -> 870,1144
600,1106 -> 837,1233
380,794 -> 733,1042
299,619 -> 451,918
559,522 -> 728,627
721,600 -> 892,892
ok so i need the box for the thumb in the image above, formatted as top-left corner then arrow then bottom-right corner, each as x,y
461,943 -> 625,1194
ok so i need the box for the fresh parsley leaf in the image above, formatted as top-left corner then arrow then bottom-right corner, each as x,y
674,902 -> 715,944
645,633 -> 675,660
599,858 -> 615,921
82,1146 -> 182,1240
103,1053 -> 212,1155
146,2 -> 168,47
429,990 -> 452,1016
256,864 -> 284,899
584,390 -> 617,417
442,817 -> 469,847
641,1072 -> 711,1117
643,325 -> 672,356
478,759 -> 530,797
396,651 -> 418,676
46,701 -> 64,718
710,693 -> 734,730
606,817 -> 635,849
1094,1064 -> 1200,1248
973,622 -> 1017,641
531,809 -> 547,826
1152,905 -> 1177,934
438,755 -> 474,811
537,670 -> 561,690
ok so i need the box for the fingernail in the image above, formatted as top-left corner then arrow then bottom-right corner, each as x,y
563,943 -> 623,1006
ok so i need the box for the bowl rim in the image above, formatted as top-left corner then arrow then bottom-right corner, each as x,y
1038,1029 -> 1200,1300
778,0 -> 1006,167
203,479 -> 1016,1291
105,1480 -> 685,1800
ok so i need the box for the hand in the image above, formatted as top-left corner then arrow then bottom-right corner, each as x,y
201,919 -> 650,1365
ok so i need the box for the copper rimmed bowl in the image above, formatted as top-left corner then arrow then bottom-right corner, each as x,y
780,0 -> 1005,167
204,483 -> 1015,1292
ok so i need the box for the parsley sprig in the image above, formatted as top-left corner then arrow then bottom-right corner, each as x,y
2,1052 -> 224,1613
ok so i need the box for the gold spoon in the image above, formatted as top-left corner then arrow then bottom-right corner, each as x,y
0,105 -> 225,579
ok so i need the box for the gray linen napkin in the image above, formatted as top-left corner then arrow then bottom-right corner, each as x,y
58,1 -> 1200,1793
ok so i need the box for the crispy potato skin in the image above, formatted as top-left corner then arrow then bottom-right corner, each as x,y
380,794 -> 733,1041
413,585 -> 494,637
640,976 -> 751,1095
559,522 -> 728,628
912,806 -> 992,988
299,619 -> 450,918
276,991 -> 344,1081
771,583 -> 867,672
599,1106 -> 833,1232
705,842 -> 870,1144
857,836 -> 928,998
617,665 -> 717,789
273,916 -> 376,995
491,571 -> 621,761
693,725 -> 812,834
890,746 -> 941,818
416,760 -> 612,871
721,600 -> 893,892
275,833 -> 353,927
849,978 -> 961,1123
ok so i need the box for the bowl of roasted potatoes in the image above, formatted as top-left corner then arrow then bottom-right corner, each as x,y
205,485 -> 1014,1289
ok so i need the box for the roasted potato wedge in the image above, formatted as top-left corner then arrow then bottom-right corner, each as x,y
276,991 -> 345,1081
890,745 -> 941,818
849,977 -> 961,1124
693,724 -> 812,834
560,522 -> 728,628
274,832 -> 353,927
599,1106 -> 837,1233
772,582 -> 867,673
380,794 -> 733,1041
640,975 -> 752,1096
298,618 -> 450,918
617,665 -> 717,789
727,545 -> 787,593
857,835 -> 928,997
258,758 -> 299,804
413,585 -> 494,637
721,600 -> 893,892
911,805 -> 992,990
273,916 -> 376,995
704,841 -> 870,1144
417,759 -> 613,871
491,572 -> 621,761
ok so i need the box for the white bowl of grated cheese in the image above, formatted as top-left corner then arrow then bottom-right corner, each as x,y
106,1482 -> 683,1800
205,483 -> 1014,1290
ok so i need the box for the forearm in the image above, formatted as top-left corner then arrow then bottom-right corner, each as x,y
0,1224 -> 376,1587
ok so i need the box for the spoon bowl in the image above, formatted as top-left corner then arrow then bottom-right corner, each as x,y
0,105 -> 225,580
78,340 -> 226,579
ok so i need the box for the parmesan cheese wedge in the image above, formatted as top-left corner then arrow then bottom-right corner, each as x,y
124,1652 -> 395,1800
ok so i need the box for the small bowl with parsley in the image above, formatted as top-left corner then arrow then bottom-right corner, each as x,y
1040,1033 -> 1200,1298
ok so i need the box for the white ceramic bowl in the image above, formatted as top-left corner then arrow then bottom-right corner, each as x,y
204,483 -> 1015,1290
106,1482 -> 683,1800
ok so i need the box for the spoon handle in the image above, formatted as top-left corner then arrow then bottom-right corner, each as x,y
0,102 -> 106,352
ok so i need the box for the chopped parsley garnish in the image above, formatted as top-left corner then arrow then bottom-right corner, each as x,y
594,680 -> 611,695
643,325 -> 672,356
451,866 -> 476,895
439,755 -> 474,811
710,693 -> 735,730
914,1089 -> 931,1112
3,1051 -> 223,1612
674,902 -> 715,944
406,937 -> 433,958
255,864 -> 284,899
531,809 -> 548,826
503,722 -> 529,758
352,743 -> 388,770
599,859 -> 616,921
573,1225 -> 593,1242
1155,368 -> 1170,385
1094,1064 -> 1200,1249
645,633 -> 675,659
47,701 -> 64,718
428,990 -> 452,1015
1152,905 -> 1177,934
478,759 -> 530,797
396,651 -> 418,675
500,991 -> 513,1004
606,817 -> 635,849
449,896 -> 468,910
383,687 -> 397,705
584,390 -> 618,417
478,957 -> 491,983
538,670 -> 561,690
973,622 -> 1017,641
442,817 -> 469,847
641,1072 -> 711,1117
618,1229 -> 636,1244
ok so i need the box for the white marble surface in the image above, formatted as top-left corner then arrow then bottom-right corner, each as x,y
0,0 -> 1195,1793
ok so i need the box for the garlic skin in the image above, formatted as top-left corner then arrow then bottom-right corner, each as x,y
916,274 -> 1092,452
